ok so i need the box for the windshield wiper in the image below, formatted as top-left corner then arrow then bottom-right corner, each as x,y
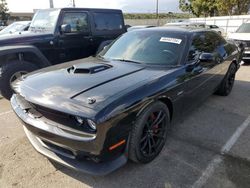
112,58 -> 141,64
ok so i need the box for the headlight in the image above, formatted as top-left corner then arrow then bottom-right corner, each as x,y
75,116 -> 96,131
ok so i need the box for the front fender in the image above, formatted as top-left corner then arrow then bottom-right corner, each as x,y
0,45 -> 51,67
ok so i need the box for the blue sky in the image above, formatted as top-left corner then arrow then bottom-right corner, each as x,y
7,0 -> 180,13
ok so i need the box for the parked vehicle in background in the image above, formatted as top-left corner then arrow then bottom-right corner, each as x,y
0,8 -> 126,100
11,27 -> 242,175
165,22 -> 224,35
227,21 -> 250,62
206,24 -> 224,35
127,25 -> 155,31
0,21 -> 6,31
0,21 -> 31,35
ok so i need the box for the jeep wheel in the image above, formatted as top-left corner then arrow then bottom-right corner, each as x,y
0,61 -> 38,100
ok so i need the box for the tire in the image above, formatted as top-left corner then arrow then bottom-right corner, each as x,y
215,63 -> 237,96
0,61 -> 38,100
129,101 -> 170,163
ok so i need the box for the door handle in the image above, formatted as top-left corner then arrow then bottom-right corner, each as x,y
84,36 -> 93,41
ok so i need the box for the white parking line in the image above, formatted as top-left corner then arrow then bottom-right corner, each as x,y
0,110 -> 13,116
192,115 -> 250,188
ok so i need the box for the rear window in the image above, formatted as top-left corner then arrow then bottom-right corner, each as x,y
93,12 -> 123,31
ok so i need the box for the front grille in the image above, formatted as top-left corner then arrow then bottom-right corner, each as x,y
32,103 -> 95,133
235,40 -> 250,47
16,95 -> 94,133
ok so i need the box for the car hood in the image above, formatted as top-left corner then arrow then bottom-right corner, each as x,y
227,32 -> 250,41
0,30 -> 53,45
19,57 -> 173,114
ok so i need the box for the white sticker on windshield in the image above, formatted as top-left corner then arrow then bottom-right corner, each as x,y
160,37 -> 182,44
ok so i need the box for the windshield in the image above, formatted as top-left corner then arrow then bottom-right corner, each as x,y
0,22 -> 29,34
29,9 -> 60,32
236,23 -> 250,33
99,30 -> 186,65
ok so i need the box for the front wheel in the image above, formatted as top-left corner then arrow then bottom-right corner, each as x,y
215,63 -> 237,96
129,101 -> 170,163
0,61 -> 38,100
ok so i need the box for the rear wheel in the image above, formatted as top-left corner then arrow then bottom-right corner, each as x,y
129,101 -> 170,163
215,63 -> 237,96
0,61 -> 38,100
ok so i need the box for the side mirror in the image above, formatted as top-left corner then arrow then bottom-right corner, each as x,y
199,53 -> 214,62
125,24 -> 131,30
60,24 -> 71,33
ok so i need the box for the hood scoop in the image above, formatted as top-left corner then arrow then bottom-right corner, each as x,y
68,64 -> 112,74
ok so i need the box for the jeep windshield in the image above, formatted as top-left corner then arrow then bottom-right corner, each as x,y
99,29 -> 186,66
29,9 -> 60,32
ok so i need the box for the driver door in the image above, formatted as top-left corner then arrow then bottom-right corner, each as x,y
182,32 -> 223,112
58,11 -> 93,62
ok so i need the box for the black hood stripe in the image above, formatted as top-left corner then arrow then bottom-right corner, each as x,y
71,67 -> 144,99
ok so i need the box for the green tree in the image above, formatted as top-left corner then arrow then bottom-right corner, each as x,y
234,0 -> 250,15
192,0 -> 217,17
179,0 -> 193,13
180,0 -> 250,17
214,0 -> 250,16
216,0 -> 235,15
0,0 -> 9,25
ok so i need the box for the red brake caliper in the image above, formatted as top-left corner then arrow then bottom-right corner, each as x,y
151,113 -> 159,133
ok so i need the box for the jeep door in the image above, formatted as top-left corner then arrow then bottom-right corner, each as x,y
58,11 -> 93,62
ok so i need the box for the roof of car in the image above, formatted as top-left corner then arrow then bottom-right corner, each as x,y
39,8 -> 122,12
136,26 -> 212,35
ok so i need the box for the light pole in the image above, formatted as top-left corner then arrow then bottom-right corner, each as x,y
49,0 -> 54,8
72,0 -> 76,7
156,0 -> 159,26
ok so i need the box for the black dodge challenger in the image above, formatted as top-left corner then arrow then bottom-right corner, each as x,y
11,27 -> 242,175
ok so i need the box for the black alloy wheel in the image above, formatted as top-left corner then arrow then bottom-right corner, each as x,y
215,63 -> 237,96
225,65 -> 236,94
129,101 -> 170,163
140,110 -> 167,157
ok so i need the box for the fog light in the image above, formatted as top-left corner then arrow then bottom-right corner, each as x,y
87,119 -> 96,130
75,116 -> 84,125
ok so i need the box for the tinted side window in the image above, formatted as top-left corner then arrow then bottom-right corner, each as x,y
188,32 -> 226,61
93,12 -> 123,31
62,12 -> 89,33
188,33 -> 205,61
208,32 -> 227,56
